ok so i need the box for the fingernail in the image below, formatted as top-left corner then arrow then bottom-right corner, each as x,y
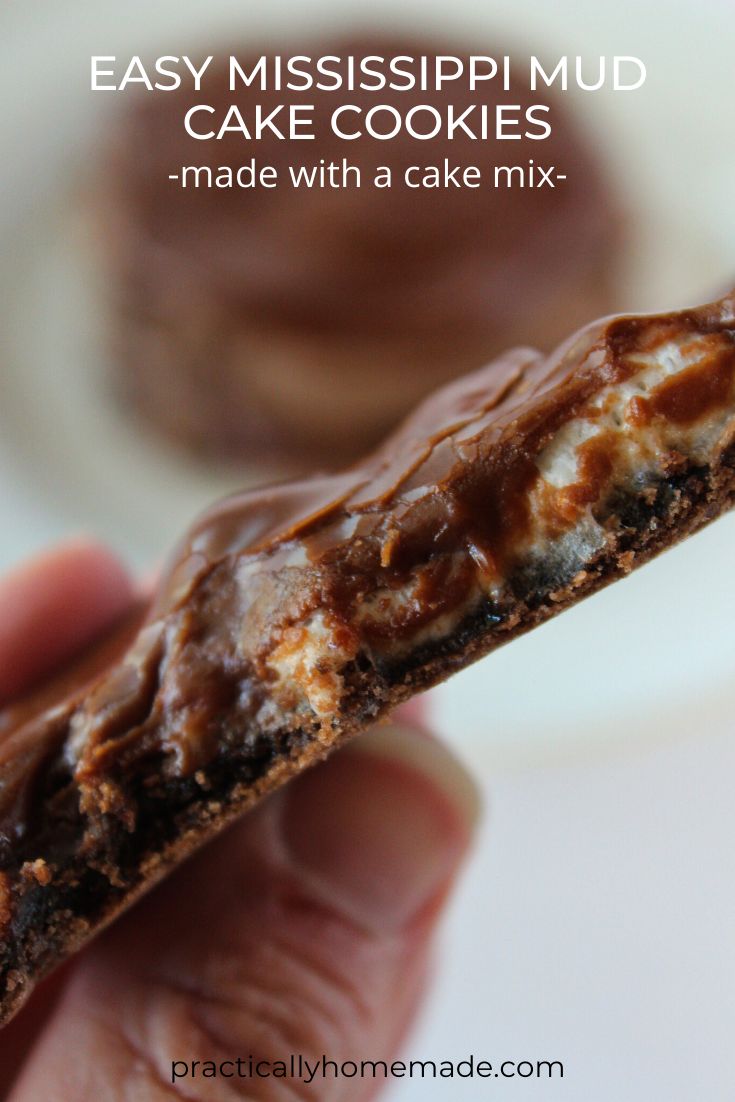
280,723 -> 481,934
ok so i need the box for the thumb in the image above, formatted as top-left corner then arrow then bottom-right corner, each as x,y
8,723 -> 480,1101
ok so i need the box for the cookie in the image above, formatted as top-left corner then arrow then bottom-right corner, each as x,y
1,290 -> 733,1025
100,36 -> 620,464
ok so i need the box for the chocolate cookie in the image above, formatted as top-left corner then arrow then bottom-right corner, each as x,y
100,35 -> 620,465
2,291 -> 734,1025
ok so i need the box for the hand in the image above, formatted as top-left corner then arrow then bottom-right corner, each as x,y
0,540 -> 479,1101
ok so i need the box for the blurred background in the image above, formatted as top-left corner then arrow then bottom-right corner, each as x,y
1,1 -> 734,1098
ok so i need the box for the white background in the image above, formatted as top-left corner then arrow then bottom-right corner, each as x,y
1,2 -> 734,1098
